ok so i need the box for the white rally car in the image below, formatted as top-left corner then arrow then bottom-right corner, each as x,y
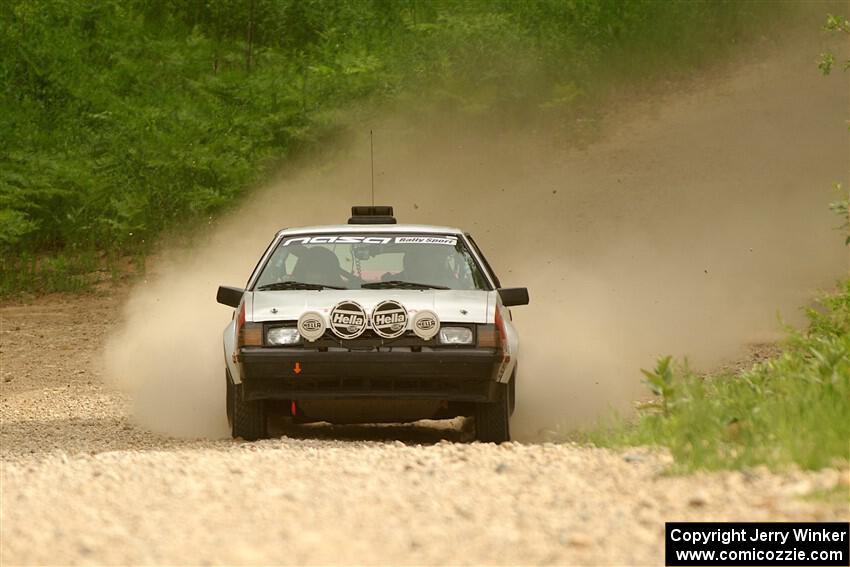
217,206 -> 528,442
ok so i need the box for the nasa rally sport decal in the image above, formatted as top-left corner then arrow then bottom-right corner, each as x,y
329,301 -> 368,339
371,300 -> 408,339
282,235 -> 458,246
297,311 -> 326,342
411,310 -> 440,340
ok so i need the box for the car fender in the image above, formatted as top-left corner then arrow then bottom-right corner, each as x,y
223,318 -> 239,384
495,301 -> 519,384
500,308 -> 519,383
223,292 -> 252,385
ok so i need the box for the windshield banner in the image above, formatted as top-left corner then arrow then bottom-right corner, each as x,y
282,235 -> 458,246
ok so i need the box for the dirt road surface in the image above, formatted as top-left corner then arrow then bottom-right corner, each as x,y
1,291 -> 847,565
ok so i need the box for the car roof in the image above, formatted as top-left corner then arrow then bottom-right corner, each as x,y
277,224 -> 466,236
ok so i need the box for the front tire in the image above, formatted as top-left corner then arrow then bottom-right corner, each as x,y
225,371 -> 235,427
474,383 -> 511,443
231,381 -> 268,441
508,371 -> 516,416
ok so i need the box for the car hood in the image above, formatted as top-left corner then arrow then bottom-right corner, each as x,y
250,289 -> 495,324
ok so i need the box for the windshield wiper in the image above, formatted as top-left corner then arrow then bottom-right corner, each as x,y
361,280 -> 449,290
257,281 -> 345,291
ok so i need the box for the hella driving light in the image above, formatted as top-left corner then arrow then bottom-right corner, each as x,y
412,310 -> 440,340
297,311 -> 326,342
266,327 -> 301,346
439,327 -> 473,345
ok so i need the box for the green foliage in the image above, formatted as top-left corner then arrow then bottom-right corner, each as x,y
640,355 -> 675,416
818,14 -> 850,75
828,184 -> 849,245
0,209 -> 38,247
0,0 -> 795,294
819,15 -> 850,244
0,251 -> 99,294
590,282 -> 850,472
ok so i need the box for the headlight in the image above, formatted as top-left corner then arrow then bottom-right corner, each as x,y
439,326 -> 473,345
266,327 -> 301,346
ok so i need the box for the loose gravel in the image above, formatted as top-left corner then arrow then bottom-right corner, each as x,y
1,291 -> 848,565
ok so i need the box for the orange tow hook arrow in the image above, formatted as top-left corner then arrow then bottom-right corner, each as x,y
293,361 -> 302,375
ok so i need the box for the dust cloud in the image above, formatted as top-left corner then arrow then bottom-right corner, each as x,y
103,36 -> 848,440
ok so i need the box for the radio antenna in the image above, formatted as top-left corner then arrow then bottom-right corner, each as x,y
369,130 -> 375,206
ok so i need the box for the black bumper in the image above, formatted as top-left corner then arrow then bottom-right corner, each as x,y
239,348 -> 501,402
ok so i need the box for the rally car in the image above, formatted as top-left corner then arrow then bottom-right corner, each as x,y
216,206 -> 528,442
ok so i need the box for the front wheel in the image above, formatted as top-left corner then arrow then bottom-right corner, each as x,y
508,371 -> 516,416
474,383 -> 511,443
225,371 -> 235,427
231,381 -> 268,441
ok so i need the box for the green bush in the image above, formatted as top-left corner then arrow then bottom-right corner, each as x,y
0,0 -> 796,294
590,281 -> 850,471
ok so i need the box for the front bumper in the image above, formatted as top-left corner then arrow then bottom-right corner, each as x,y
239,348 -> 501,402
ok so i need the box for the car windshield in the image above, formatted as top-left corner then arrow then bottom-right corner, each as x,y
254,233 -> 490,291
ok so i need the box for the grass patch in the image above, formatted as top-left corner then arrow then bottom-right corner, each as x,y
586,281 -> 850,472
0,250 -> 144,297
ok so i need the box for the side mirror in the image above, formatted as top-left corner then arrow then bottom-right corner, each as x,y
498,287 -> 529,307
217,286 -> 244,308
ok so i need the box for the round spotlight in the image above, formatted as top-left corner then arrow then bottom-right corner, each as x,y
297,311 -> 326,342
371,300 -> 408,339
411,310 -> 440,340
329,301 -> 368,339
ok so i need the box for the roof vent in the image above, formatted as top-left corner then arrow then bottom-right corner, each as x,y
348,205 -> 397,224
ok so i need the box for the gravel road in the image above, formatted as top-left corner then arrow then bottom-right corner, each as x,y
1,290 -> 847,565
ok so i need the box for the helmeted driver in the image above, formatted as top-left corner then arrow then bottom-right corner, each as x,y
386,245 -> 454,287
291,247 -> 348,288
